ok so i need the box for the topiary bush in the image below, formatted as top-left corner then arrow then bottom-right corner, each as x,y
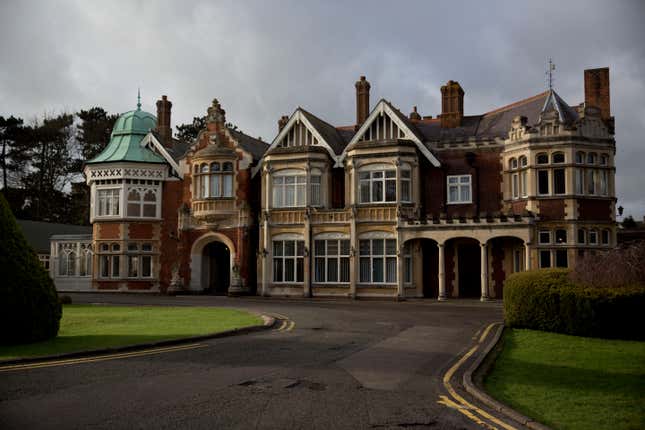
0,193 -> 62,345
504,269 -> 645,340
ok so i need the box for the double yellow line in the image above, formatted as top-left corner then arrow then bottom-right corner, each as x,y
0,343 -> 206,373
267,313 -> 296,332
438,323 -> 516,430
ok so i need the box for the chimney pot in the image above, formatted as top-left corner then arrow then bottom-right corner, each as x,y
409,105 -> 421,121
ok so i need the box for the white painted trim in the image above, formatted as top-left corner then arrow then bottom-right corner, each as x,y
272,233 -> 304,241
358,231 -> 395,239
313,232 -> 350,240
337,99 -> 441,168
252,109 -> 339,178
144,133 -> 181,175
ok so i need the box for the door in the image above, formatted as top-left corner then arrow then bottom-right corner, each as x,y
203,241 -> 230,295
458,243 -> 480,298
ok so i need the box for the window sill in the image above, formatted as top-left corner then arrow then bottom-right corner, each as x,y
446,201 -> 472,205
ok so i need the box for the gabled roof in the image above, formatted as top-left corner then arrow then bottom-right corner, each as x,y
298,108 -> 348,154
340,99 -> 441,167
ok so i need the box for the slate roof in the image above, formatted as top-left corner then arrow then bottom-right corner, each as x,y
16,220 -> 92,254
228,128 -> 269,161
299,108 -> 349,154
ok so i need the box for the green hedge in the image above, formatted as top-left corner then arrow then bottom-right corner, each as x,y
503,269 -> 645,340
0,193 -> 62,345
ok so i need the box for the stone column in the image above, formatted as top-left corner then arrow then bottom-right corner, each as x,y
396,236 -> 405,301
303,211 -> 312,298
438,242 -> 446,301
524,242 -> 531,271
349,207 -> 357,299
480,242 -> 489,301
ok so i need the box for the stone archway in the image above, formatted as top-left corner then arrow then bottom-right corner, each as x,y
189,232 -> 237,292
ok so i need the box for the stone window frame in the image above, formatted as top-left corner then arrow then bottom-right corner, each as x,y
313,237 -> 351,284
126,242 -> 154,279
98,242 -> 122,279
271,168 -> 322,208
193,161 -> 235,199
272,236 -> 305,283
358,235 -> 398,285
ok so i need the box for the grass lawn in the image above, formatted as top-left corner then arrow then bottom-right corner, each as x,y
0,305 -> 262,361
484,328 -> 645,430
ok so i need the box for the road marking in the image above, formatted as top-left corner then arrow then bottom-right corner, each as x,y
440,323 -> 517,430
286,321 -> 296,331
277,320 -> 288,331
437,395 -> 498,430
0,343 -> 206,373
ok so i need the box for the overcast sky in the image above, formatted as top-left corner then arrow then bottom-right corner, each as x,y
1,0 -> 644,217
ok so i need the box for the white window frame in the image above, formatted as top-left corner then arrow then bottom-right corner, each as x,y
126,187 -> 159,218
358,237 -> 397,284
538,230 -> 551,245
96,187 -> 121,217
272,169 -> 307,208
98,243 -> 121,279
313,238 -> 350,284
272,238 -> 305,283
359,168 -> 397,204
446,175 -> 472,204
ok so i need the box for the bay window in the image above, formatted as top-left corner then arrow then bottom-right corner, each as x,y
273,238 -> 304,282
272,170 -> 322,208
127,188 -> 157,217
358,164 -> 411,204
314,238 -> 350,283
359,238 -> 397,284
194,161 -> 234,199
97,188 -> 120,216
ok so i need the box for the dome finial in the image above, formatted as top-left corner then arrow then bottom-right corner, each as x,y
137,88 -> 141,110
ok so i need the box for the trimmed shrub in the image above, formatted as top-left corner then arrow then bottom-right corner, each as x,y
59,295 -> 72,305
0,193 -> 62,344
504,269 -> 645,340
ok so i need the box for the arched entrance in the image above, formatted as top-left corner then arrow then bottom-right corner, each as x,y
444,237 -> 481,298
189,232 -> 237,293
203,241 -> 230,294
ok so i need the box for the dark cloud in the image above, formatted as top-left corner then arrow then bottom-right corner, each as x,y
1,0 -> 644,216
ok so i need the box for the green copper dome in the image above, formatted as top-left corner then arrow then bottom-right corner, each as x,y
86,100 -> 166,165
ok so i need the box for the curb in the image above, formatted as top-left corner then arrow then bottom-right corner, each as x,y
462,323 -> 552,430
0,314 -> 275,367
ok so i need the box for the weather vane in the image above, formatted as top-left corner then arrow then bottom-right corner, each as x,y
546,58 -> 556,90
137,88 -> 142,110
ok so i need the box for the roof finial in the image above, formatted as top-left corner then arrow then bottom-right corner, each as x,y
137,88 -> 141,110
546,58 -> 556,90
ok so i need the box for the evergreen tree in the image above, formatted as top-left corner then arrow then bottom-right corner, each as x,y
0,115 -> 25,190
175,115 -> 206,142
76,107 -> 118,162
0,192 -> 61,345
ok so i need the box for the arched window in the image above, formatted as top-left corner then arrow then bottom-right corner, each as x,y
58,244 -> 76,277
79,244 -> 92,277
600,154 -> 609,166
536,153 -> 549,164
127,188 -> 157,218
509,158 -> 518,170
587,153 -> 597,164
552,152 -> 565,164
519,156 -> 527,167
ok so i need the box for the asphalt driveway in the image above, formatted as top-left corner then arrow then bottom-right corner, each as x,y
0,295 -> 505,429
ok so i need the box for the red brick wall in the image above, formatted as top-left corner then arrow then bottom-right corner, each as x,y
490,239 -> 505,298
158,180 -> 183,292
510,200 -> 527,214
537,200 -> 565,220
128,223 -> 154,240
578,199 -> 612,221
421,148 -> 503,218
331,167 -> 345,208
97,223 -> 120,239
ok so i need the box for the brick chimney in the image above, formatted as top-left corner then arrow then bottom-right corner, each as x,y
584,67 -> 610,120
355,76 -> 371,128
409,106 -> 421,121
278,115 -> 289,132
440,80 -> 464,128
156,95 -> 172,147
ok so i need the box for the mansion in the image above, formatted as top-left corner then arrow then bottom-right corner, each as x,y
52,67 -> 616,300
